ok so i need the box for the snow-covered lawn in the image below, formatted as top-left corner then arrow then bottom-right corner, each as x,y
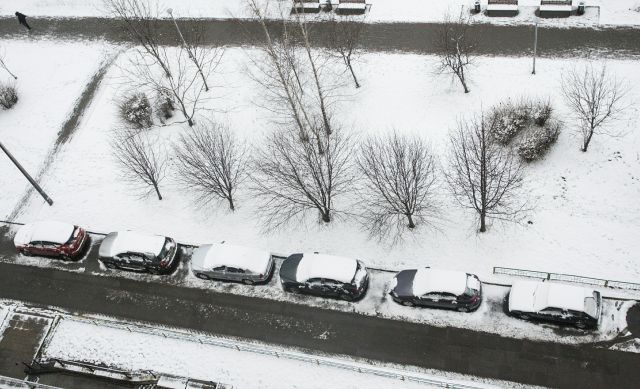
0,0 -> 639,27
12,46 -> 640,288
0,40 -> 115,219
41,315 -> 537,389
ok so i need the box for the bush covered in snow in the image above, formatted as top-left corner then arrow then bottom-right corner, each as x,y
119,93 -> 153,128
517,120 -> 561,162
530,99 -> 553,126
156,89 -> 175,123
0,83 -> 18,110
489,101 -> 530,145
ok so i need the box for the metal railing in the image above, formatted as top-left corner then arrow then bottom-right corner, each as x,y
493,266 -> 640,291
44,315 -> 489,389
0,375 -> 62,389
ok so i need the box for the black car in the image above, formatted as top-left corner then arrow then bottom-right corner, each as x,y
280,252 -> 369,301
389,268 -> 482,312
98,231 -> 178,275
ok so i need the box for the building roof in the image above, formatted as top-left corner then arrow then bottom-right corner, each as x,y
99,231 -> 166,258
411,268 -> 469,297
295,253 -> 358,284
14,221 -> 75,246
191,242 -> 272,274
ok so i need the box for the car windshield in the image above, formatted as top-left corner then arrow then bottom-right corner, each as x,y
584,293 -> 599,319
158,238 -> 174,259
65,227 -> 80,244
352,261 -> 367,286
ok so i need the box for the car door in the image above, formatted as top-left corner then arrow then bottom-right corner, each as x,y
27,241 -> 45,256
322,279 -> 341,297
538,307 -> 565,324
226,267 -> 244,282
419,293 -> 444,308
123,252 -> 146,270
305,278 -> 324,296
41,241 -> 60,257
210,265 -> 227,280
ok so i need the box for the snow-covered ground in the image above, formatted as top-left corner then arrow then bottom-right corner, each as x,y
9,45 -> 640,288
0,0 -> 639,27
0,40 -> 115,219
39,314 -> 538,389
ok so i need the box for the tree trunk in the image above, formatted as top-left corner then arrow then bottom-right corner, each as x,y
479,212 -> 486,232
582,127 -> 594,152
347,59 -> 360,89
228,196 -> 235,211
153,183 -> 163,200
407,214 -> 416,229
321,210 -> 331,223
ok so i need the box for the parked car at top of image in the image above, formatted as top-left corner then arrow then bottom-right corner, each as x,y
389,268 -> 482,312
191,242 -> 275,285
279,253 -> 369,301
98,231 -> 178,275
13,220 -> 89,260
507,280 -> 602,329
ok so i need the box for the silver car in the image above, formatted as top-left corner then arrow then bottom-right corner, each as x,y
191,242 -> 274,285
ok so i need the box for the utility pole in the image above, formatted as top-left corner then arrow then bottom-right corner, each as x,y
0,141 -> 53,205
166,8 -> 209,91
532,20 -> 538,75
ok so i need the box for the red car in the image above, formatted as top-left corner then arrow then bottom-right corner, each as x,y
14,221 -> 89,260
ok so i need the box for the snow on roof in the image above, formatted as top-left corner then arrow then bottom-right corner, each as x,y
509,280 -> 594,313
539,4 -> 572,11
487,4 -> 519,10
99,231 -> 166,258
295,253 -> 358,284
13,221 -> 75,246
191,243 -> 272,274
411,268 -> 468,297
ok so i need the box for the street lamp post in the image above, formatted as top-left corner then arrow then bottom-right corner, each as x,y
532,20 -> 538,75
166,8 -> 209,91
0,141 -> 53,206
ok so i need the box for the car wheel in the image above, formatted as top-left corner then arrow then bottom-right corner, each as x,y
340,294 -> 352,301
196,273 -> 210,280
104,262 -> 116,269
284,285 -> 297,293
242,279 -> 255,285
402,301 -> 415,307
457,306 -> 470,313
575,321 -> 587,329
60,254 -> 71,261
21,249 -> 32,257
519,313 -> 530,320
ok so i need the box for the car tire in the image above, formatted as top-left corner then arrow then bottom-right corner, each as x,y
196,273 -> 210,281
339,294 -> 352,301
457,306 -> 470,313
104,262 -> 117,269
284,285 -> 297,293
242,279 -> 255,285
60,254 -> 71,261
21,249 -> 32,257
402,301 -> 414,307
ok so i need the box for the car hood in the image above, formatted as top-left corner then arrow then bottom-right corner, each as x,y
391,269 -> 417,297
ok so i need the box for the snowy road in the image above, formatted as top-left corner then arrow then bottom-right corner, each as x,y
0,255 -> 638,388
1,17 -> 640,58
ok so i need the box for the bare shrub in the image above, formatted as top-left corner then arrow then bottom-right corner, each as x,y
445,113 -> 526,232
357,132 -> 439,241
326,15 -> 366,88
175,121 -> 247,211
0,84 -> 18,109
517,120 -> 561,162
531,99 -> 553,126
112,129 -> 167,200
561,64 -> 627,152
119,93 -> 153,128
155,88 -> 175,122
251,126 -> 353,228
435,10 -> 476,93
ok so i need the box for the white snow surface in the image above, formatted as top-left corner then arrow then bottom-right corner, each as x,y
508,280 -> 596,313
296,253 -> 358,283
13,220 -> 74,246
412,268 -> 469,297
0,0 -> 639,27
12,47 -> 640,288
191,242 -> 272,274
98,231 -> 166,257
41,317 -> 532,389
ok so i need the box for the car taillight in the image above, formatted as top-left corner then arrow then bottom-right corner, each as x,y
470,294 -> 479,303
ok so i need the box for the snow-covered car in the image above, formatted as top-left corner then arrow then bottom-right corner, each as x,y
507,280 -> 602,329
98,231 -> 178,275
389,268 -> 482,312
13,220 -> 89,260
191,242 -> 275,285
279,253 -> 369,301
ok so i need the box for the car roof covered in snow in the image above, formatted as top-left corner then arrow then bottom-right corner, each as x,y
99,231 -> 166,258
411,268 -> 469,296
191,242 -> 272,274
14,221 -> 75,246
295,253 -> 358,284
508,280 -> 594,313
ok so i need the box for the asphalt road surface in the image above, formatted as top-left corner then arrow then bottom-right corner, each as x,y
0,258 -> 639,388
1,17 -> 640,58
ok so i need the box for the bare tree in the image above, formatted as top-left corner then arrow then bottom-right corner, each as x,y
445,114 -> 525,232
561,64 -> 627,152
112,129 -> 167,200
435,10 -> 476,94
175,121 -> 247,211
104,0 -> 172,78
0,48 -> 17,80
357,132 -> 439,241
326,16 -> 366,88
251,125 -> 353,227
